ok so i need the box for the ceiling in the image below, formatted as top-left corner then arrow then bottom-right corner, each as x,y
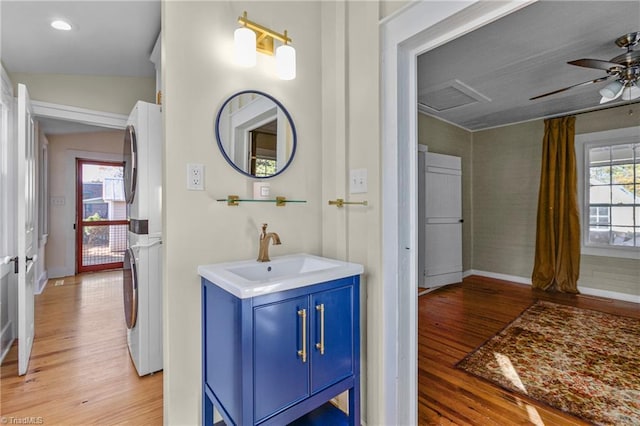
417,1 -> 640,131
2,1 -> 639,134
1,0 -> 160,134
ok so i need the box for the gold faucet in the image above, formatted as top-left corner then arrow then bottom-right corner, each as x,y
257,223 -> 281,262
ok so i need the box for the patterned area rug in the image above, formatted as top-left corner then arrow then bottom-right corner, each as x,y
456,300 -> 640,425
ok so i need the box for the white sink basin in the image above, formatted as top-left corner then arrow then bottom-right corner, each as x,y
198,253 -> 364,299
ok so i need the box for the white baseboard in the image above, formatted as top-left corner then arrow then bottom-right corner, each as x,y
0,321 -> 14,365
36,270 -> 48,295
466,269 -> 639,304
578,286 -> 640,304
465,269 -> 532,285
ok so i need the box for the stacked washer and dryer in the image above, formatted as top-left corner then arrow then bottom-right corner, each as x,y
122,101 -> 163,376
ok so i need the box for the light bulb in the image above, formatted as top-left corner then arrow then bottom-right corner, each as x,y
234,27 -> 256,68
276,44 -> 296,80
51,20 -> 72,31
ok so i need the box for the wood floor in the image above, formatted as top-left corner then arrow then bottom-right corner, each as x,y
418,275 -> 640,425
0,271 -> 162,425
3,272 -> 638,425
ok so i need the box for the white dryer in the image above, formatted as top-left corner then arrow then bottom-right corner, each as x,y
123,233 -> 162,376
122,101 -> 163,376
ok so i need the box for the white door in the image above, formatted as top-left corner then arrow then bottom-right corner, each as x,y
421,152 -> 462,288
17,84 -> 37,375
1,68 -> 17,363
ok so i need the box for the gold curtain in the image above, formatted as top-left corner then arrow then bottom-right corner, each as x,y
532,116 -> 581,293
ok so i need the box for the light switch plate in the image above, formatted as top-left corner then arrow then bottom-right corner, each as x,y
349,168 -> 367,194
187,163 -> 204,190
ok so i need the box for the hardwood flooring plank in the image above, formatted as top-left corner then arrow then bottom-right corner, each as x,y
0,271 -> 162,425
418,275 -> 639,426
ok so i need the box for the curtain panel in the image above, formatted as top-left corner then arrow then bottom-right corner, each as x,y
532,116 -> 581,293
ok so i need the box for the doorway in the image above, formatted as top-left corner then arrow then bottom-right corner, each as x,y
380,2 -> 534,424
75,159 -> 127,273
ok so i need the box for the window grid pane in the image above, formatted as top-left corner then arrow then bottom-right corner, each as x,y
586,142 -> 640,249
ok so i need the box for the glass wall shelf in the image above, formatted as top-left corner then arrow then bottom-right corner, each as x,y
216,195 -> 307,207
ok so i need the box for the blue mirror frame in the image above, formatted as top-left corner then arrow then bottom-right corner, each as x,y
215,90 -> 297,179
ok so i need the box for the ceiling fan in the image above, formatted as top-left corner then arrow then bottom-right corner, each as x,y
530,31 -> 640,103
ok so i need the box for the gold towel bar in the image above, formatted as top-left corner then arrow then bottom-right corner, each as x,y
328,198 -> 368,208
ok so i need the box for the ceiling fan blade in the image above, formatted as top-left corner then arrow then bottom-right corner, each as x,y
529,76 -> 612,100
568,58 -> 621,71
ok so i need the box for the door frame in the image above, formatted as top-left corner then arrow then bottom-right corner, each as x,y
75,158 -> 127,273
380,1 -> 535,424
37,103 -> 127,279
46,150 -> 127,279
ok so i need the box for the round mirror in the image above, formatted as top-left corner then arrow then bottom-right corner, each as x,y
215,90 -> 297,178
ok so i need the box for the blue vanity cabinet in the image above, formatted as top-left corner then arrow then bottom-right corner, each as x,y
202,275 -> 360,426
253,295 -> 310,421
309,286 -> 354,393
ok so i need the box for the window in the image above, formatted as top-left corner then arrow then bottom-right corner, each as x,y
576,127 -> 640,259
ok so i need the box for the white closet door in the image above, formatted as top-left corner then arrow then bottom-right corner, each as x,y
422,152 -> 462,288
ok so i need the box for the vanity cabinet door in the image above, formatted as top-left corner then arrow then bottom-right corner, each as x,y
310,285 -> 354,393
254,296 -> 310,422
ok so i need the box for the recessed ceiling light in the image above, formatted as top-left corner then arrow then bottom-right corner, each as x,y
51,20 -> 72,31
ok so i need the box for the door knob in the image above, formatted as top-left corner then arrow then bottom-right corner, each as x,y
2,256 -> 19,274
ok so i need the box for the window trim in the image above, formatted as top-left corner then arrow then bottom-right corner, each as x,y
575,126 -> 640,260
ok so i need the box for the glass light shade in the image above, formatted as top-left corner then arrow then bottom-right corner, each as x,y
621,84 -> 640,101
276,45 -> 296,80
599,81 -> 623,99
234,27 -> 256,67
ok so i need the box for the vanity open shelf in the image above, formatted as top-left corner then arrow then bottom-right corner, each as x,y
216,195 -> 307,206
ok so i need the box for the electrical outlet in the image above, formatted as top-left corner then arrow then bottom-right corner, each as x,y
187,163 -> 204,190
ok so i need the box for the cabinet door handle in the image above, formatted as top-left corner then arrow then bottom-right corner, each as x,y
297,309 -> 307,363
315,304 -> 325,355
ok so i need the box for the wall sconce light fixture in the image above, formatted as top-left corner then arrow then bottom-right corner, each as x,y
234,11 -> 296,80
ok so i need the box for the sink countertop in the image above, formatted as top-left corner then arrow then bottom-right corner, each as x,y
197,253 -> 364,299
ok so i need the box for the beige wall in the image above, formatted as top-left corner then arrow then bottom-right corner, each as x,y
163,2 -> 324,424
163,1 -> 385,423
574,106 -> 640,295
472,120 -> 543,277
379,0 -> 411,19
45,131 -> 125,277
419,105 -> 639,298
344,2 -> 381,422
418,114 -> 473,271
9,72 -> 155,115
472,104 -> 639,296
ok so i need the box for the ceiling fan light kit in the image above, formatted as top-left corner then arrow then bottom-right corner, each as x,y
531,31 -> 640,103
